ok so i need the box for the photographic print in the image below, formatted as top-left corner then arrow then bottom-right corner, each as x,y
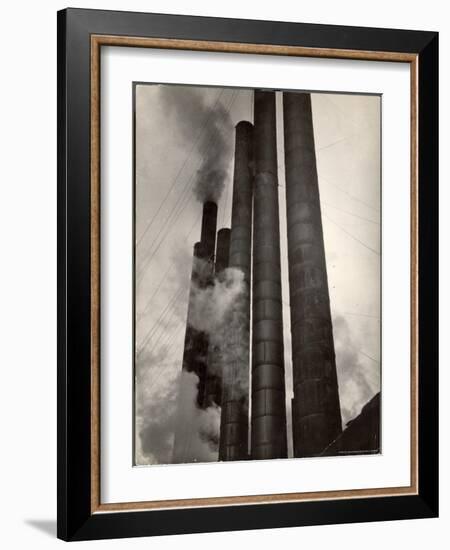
134,84 -> 381,466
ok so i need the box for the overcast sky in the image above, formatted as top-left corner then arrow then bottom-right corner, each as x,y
134,84 -> 381,466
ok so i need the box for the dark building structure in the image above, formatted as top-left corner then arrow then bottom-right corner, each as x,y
219,121 -> 254,461
251,91 -> 288,460
283,92 -> 342,457
321,393 -> 380,456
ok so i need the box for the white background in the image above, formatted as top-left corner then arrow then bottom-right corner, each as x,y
102,48 -> 410,503
0,1 -> 447,548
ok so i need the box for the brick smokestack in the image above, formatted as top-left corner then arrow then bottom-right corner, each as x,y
251,91 -> 288,460
283,92 -> 342,457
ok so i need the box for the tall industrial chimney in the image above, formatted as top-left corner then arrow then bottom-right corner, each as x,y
172,202 -> 218,463
203,228 -> 231,409
251,91 -> 288,460
219,121 -> 253,461
283,92 -> 342,457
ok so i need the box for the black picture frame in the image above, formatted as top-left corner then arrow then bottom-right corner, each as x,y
57,7 -> 438,541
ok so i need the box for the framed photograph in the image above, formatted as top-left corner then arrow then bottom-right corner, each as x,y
57,8 -> 438,541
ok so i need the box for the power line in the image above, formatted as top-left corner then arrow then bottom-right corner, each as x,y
355,347 -> 380,364
144,321 -> 186,388
137,263 -> 175,321
145,307 -> 183,358
150,317 -> 184,360
185,213 -> 201,241
318,94 -> 370,135
137,214 -> 200,321
137,287 -> 185,356
320,176 -> 380,214
321,201 -> 379,225
317,134 -> 356,152
342,311 -> 380,320
136,174 -> 196,284
323,212 -> 380,256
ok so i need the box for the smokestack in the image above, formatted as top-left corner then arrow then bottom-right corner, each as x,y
283,92 -> 342,457
199,201 -> 218,264
251,91 -> 288,460
219,121 -> 253,461
203,228 -> 231,409
172,201 -> 218,462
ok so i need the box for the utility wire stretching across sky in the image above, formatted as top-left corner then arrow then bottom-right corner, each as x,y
342,311 -> 380,320
323,212 -> 380,256
137,262 -> 175,321
137,215 -> 201,319
321,201 -> 380,225
355,347 -> 380,364
137,286 -> 185,356
137,210 -> 202,321
137,290 -> 181,356
146,309 -> 184,359
320,175 -> 380,213
143,320 -> 186,388
137,289 -> 184,359
147,295 -> 182,347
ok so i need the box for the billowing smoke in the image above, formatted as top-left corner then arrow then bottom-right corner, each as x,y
332,315 -> 380,426
171,371 -> 221,463
135,344 -> 179,465
169,263 -> 250,464
158,86 -> 233,203
188,266 -> 245,335
136,357 -> 220,465
188,265 -> 249,391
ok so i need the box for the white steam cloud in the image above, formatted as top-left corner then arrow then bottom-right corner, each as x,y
333,315 -> 380,425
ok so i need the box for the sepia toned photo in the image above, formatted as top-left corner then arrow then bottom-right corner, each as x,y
134,84 -> 381,466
